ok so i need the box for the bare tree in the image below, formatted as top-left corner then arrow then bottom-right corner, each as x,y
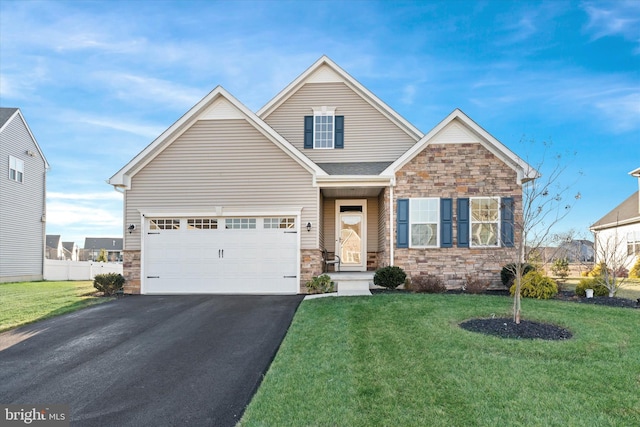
592,219 -> 629,297
505,142 -> 581,324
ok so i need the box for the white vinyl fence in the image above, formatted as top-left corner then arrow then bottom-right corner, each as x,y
44,259 -> 123,281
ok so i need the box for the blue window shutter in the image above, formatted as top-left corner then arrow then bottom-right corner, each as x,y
397,199 -> 409,248
334,116 -> 344,149
457,198 -> 469,248
440,198 -> 453,248
501,197 -> 515,247
304,116 -> 313,149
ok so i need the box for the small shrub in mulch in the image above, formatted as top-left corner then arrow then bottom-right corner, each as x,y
373,266 -> 407,290
411,275 -> 446,293
464,276 -> 491,294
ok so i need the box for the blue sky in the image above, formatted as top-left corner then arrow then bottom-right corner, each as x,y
1,0 -> 638,247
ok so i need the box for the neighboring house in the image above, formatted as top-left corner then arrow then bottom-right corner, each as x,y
62,241 -> 79,261
0,108 -> 49,283
109,56 -> 537,294
558,239 -> 594,263
590,167 -> 640,271
46,234 -> 64,260
83,237 -> 123,262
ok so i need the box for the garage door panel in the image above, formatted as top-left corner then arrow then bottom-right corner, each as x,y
143,217 -> 298,294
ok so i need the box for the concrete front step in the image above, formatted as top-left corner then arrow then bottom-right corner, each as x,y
329,272 -> 374,296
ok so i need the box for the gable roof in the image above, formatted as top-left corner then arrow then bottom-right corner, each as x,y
0,107 -> 50,169
84,237 -> 123,251
46,235 -> 61,249
257,55 -> 423,142
382,109 -> 538,184
590,191 -> 640,231
0,107 -> 18,127
62,242 -> 77,251
109,86 -> 326,189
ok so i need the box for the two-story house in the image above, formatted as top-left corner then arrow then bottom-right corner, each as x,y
109,56 -> 536,294
0,108 -> 49,283
590,167 -> 640,272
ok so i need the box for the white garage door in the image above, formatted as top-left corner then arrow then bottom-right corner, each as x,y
143,216 -> 299,294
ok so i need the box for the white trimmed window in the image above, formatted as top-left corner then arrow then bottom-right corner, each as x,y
187,218 -> 217,229
150,219 -> 180,230
225,218 -> 256,229
314,108 -> 335,149
470,197 -> 500,247
264,217 -> 296,229
410,198 -> 439,247
627,231 -> 640,256
9,155 -> 24,183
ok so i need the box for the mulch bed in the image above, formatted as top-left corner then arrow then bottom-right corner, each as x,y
459,317 -> 572,340
371,288 -> 639,340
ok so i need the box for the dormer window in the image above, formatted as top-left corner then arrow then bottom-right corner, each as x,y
304,107 -> 344,150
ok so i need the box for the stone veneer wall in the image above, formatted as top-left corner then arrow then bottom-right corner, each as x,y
393,143 -> 523,288
123,250 -> 141,294
300,248 -> 323,292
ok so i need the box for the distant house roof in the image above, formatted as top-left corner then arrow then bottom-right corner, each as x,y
0,107 -> 19,127
590,191 -> 640,231
316,162 -> 393,175
83,238 -> 123,251
0,107 -> 50,169
46,235 -> 61,249
62,242 -> 76,252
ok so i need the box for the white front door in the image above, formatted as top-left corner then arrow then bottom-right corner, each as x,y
335,200 -> 367,272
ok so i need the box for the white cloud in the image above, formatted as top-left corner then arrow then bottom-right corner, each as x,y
94,72 -> 204,110
401,85 -> 416,105
47,200 -> 120,228
48,191 -> 123,201
583,1 -> 640,51
78,116 -> 165,139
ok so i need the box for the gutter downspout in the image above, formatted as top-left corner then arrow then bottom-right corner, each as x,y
389,184 -> 394,267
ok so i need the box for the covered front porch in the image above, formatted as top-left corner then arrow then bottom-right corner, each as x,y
316,171 -> 394,274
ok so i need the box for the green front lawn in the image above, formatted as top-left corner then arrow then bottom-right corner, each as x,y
241,294 -> 640,426
0,281 -> 111,333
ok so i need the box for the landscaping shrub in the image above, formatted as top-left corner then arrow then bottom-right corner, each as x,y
630,257 -> 640,279
500,263 -> 536,287
509,271 -> 557,299
586,262 -> 607,278
373,266 -> 407,290
575,277 -> 609,297
412,275 -> 446,293
464,276 -> 490,294
93,273 -> 125,296
551,258 -> 570,280
306,274 -> 334,294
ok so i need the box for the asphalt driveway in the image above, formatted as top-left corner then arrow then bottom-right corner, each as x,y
0,294 -> 304,426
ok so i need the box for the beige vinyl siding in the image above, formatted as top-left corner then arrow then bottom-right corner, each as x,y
0,113 -> 46,281
322,197 -> 378,253
125,119 -> 317,250
263,82 -> 419,163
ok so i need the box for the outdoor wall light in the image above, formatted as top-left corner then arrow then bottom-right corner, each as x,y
306,222 -> 312,232
128,224 -> 136,234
